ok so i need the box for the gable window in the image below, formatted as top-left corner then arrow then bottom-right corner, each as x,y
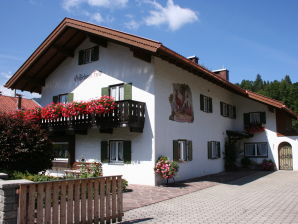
173,140 -> 192,162
78,46 -> 99,65
220,102 -> 236,119
244,142 -> 268,157
101,140 -> 131,164
244,112 -> 266,128
53,93 -> 74,104
200,94 -> 212,113
208,141 -> 221,159
101,83 -> 132,101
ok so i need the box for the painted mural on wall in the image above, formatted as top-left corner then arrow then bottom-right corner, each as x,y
169,83 -> 194,122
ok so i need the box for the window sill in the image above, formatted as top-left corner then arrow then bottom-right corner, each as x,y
244,156 -> 268,158
108,162 -> 125,165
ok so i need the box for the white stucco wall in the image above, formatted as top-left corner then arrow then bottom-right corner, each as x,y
41,39 -> 156,185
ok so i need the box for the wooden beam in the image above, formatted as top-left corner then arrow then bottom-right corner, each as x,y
131,48 -> 151,63
88,35 -> 108,47
53,44 -> 74,57
22,76 -> 45,86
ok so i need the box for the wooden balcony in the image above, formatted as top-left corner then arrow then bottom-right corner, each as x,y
41,100 -> 146,133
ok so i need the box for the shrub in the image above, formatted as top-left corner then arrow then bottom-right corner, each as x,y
241,157 -> 252,168
262,159 -> 275,171
0,113 -> 53,173
7,171 -> 58,182
122,179 -> 128,192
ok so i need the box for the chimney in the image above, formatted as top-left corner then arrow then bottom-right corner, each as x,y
213,68 -> 229,81
16,94 -> 22,110
187,56 -> 199,64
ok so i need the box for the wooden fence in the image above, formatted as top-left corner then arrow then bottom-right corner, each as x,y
18,176 -> 123,224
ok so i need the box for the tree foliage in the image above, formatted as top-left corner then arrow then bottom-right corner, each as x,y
237,74 -> 298,130
0,114 -> 53,173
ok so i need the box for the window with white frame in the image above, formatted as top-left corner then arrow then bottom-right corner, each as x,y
173,140 -> 192,162
220,101 -> 236,119
208,141 -> 221,159
109,84 -> 124,101
52,142 -> 69,161
244,142 -> 268,157
58,94 -> 68,104
109,141 -> 124,163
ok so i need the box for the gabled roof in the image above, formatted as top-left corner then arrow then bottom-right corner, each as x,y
5,18 -> 298,119
0,95 -> 40,113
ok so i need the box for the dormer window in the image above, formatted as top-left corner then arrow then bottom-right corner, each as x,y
78,46 -> 99,65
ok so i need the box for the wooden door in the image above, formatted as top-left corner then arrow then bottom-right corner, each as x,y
279,144 -> 293,170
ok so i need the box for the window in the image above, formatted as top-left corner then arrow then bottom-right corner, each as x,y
52,142 -> 69,161
101,140 -> 131,164
244,112 -> 266,128
101,83 -> 132,101
200,94 -> 212,113
244,142 -> 268,157
53,93 -> 74,104
109,84 -> 124,101
220,102 -> 236,119
208,141 -> 221,159
78,46 -> 99,65
173,140 -> 192,162
109,141 -> 124,163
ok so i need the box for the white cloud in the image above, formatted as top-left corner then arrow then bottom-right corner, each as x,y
124,19 -> 140,30
144,0 -> 198,31
0,86 -> 14,96
62,0 -> 128,11
0,71 -> 12,79
89,12 -> 104,23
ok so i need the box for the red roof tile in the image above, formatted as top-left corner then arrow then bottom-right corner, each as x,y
0,95 -> 40,113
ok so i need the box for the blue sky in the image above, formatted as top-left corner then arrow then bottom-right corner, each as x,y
1,0 -> 298,97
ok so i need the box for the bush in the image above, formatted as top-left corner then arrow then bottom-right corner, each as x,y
122,179 -> 128,192
0,114 -> 53,173
154,156 -> 179,180
262,159 -> 275,171
241,157 -> 252,168
4,170 -> 58,182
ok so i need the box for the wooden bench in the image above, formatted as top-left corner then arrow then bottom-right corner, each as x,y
64,161 -> 102,177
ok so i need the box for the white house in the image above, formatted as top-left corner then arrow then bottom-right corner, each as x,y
5,18 -> 298,186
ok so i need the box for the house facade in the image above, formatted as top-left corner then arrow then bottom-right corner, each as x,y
5,18 -> 298,186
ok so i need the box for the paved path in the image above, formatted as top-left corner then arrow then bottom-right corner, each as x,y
121,171 -> 298,223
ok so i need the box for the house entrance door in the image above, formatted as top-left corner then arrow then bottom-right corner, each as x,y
279,143 -> 293,170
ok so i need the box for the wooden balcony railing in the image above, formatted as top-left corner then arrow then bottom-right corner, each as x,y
41,100 -> 146,133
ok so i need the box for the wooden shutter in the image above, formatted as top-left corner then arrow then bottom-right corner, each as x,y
53,95 -> 59,104
208,141 -> 212,159
232,106 -> 236,119
67,93 -> 74,102
220,102 -> 223,116
173,140 -> 180,161
91,46 -> 99,61
124,83 -> 132,100
101,87 -> 109,96
123,141 -> 131,163
217,142 -> 221,158
78,50 -> 84,65
244,113 -> 250,128
200,94 -> 204,111
101,141 -> 109,163
260,112 -> 266,124
187,141 -> 193,161
208,97 -> 213,113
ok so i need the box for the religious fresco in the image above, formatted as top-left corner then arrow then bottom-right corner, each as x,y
169,83 -> 194,123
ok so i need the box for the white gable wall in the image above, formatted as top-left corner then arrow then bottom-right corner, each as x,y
40,39 -> 156,185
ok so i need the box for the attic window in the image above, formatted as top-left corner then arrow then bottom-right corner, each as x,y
78,46 -> 99,65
